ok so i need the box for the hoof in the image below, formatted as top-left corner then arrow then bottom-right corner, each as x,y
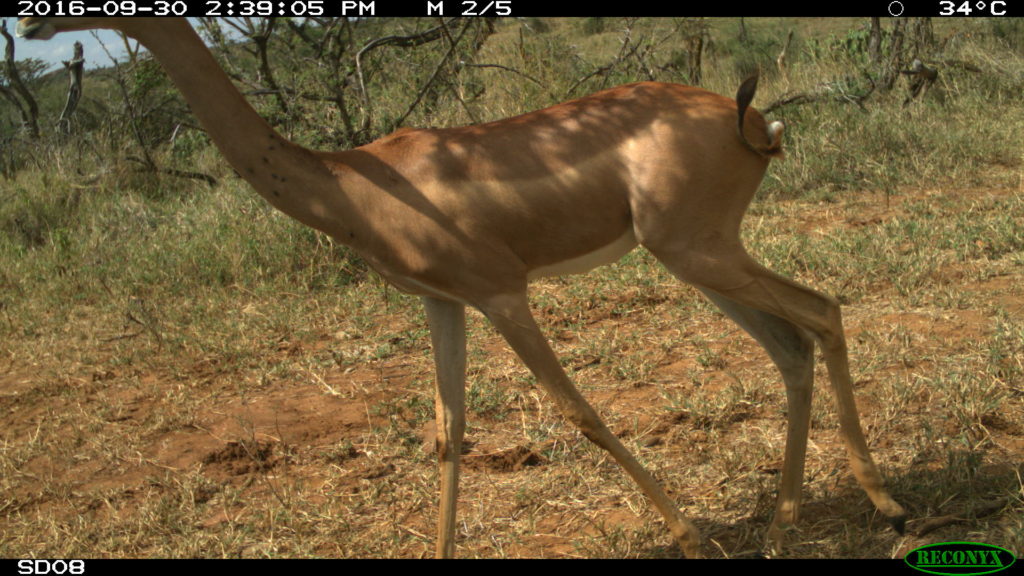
888,513 -> 907,535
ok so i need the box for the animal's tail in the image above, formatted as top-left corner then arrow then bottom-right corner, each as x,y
736,73 -> 785,159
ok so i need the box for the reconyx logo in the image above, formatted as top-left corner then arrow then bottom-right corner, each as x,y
905,542 -> 1016,575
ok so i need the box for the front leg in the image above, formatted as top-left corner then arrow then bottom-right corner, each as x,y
423,297 -> 467,558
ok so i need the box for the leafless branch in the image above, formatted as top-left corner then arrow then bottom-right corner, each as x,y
458,62 -> 544,88
356,18 -> 460,132
762,71 -> 876,115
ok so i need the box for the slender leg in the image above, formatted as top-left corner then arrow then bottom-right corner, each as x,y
698,289 -> 815,552
423,297 -> 467,559
652,247 -> 906,535
481,292 -> 703,558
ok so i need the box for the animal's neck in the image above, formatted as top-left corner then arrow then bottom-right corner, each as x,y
130,20 -> 344,234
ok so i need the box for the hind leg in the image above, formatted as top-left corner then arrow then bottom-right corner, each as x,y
698,288 -> 815,552
651,245 -> 906,538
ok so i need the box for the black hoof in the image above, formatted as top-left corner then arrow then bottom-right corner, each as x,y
889,514 -> 907,535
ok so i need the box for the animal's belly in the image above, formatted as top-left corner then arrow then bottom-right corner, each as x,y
526,229 -> 638,280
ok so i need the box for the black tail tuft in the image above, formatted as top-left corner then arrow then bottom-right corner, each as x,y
736,73 -> 760,130
736,72 -> 784,159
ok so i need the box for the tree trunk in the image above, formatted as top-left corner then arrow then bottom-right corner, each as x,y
58,41 -> 85,134
881,18 -> 907,91
868,17 -> 882,67
1,21 -> 39,138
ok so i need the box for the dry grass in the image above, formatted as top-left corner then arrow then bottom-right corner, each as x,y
2,180 -> 1022,558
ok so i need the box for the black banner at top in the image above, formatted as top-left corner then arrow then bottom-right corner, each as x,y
7,0 -> 1019,17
